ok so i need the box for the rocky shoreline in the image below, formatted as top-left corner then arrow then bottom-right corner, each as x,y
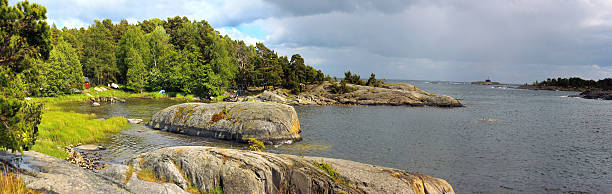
0,147 -> 455,194
518,85 -> 612,100
517,85 -> 586,91
568,90 -> 612,100
236,81 -> 463,107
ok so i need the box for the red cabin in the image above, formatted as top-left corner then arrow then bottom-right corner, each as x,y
83,77 -> 90,89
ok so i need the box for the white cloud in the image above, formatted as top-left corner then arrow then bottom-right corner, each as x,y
218,27 -> 263,46
21,0 -> 277,28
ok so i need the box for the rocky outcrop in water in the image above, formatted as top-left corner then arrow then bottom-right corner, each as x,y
569,90 -> 612,100
246,82 -> 462,107
147,102 -> 301,144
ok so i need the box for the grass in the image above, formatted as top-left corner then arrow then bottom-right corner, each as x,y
136,168 -> 169,183
248,138 -> 265,152
186,186 -> 201,194
0,166 -> 42,194
314,159 -> 346,185
206,186 -> 223,194
31,88 -> 164,103
210,95 -> 227,103
124,164 -> 134,184
30,103 -> 128,159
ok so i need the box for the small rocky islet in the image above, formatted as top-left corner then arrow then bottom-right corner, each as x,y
1,83 -> 460,194
147,101 -> 302,144
518,85 -> 612,100
239,81 -> 463,107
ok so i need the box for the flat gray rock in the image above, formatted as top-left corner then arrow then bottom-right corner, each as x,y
130,146 -> 455,194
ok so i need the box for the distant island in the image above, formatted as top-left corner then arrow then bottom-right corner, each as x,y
471,78 -> 501,85
519,77 -> 612,100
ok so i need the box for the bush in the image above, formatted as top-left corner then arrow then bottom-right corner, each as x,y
0,97 -> 42,153
366,73 -> 384,87
342,71 -> 365,85
327,82 -> 358,94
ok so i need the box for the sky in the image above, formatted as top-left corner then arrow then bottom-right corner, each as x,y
9,0 -> 612,83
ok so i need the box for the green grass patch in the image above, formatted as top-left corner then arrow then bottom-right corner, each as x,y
31,103 -> 128,159
314,159 -> 346,185
31,88 -> 165,103
248,138 -> 265,152
206,186 -> 223,194
136,168 -> 170,183
31,93 -> 90,103
210,95 -> 227,103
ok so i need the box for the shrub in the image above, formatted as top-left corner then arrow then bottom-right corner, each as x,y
342,71 -> 365,85
248,138 -> 265,151
314,159 -> 345,184
0,97 -> 43,153
366,73 -> 384,87
327,82 -> 358,94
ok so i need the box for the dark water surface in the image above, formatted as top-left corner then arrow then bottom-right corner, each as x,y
56,81 -> 612,193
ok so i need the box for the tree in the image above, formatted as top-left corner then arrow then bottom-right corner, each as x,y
0,0 -> 51,71
81,20 -> 117,85
139,18 -> 165,33
126,48 -> 147,93
117,26 -> 149,84
366,73 -> 382,87
343,71 -> 364,85
205,34 -> 236,92
253,43 -> 282,87
233,40 -> 254,90
0,0 -> 47,153
0,96 -> 42,153
146,25 -> 170,69
41,41 -> 83,96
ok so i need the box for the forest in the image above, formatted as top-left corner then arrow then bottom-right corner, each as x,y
0,0 -> 328,152
530,77 -> 612,91
2,13 -> 327,99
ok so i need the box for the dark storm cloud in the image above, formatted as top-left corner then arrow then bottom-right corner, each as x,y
263,0 -> 414,15
261,0 -> 612,82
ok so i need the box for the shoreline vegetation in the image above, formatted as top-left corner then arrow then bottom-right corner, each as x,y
518,77 -> 612,100
32,103 -> 128,159
519,77 -> 612,92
